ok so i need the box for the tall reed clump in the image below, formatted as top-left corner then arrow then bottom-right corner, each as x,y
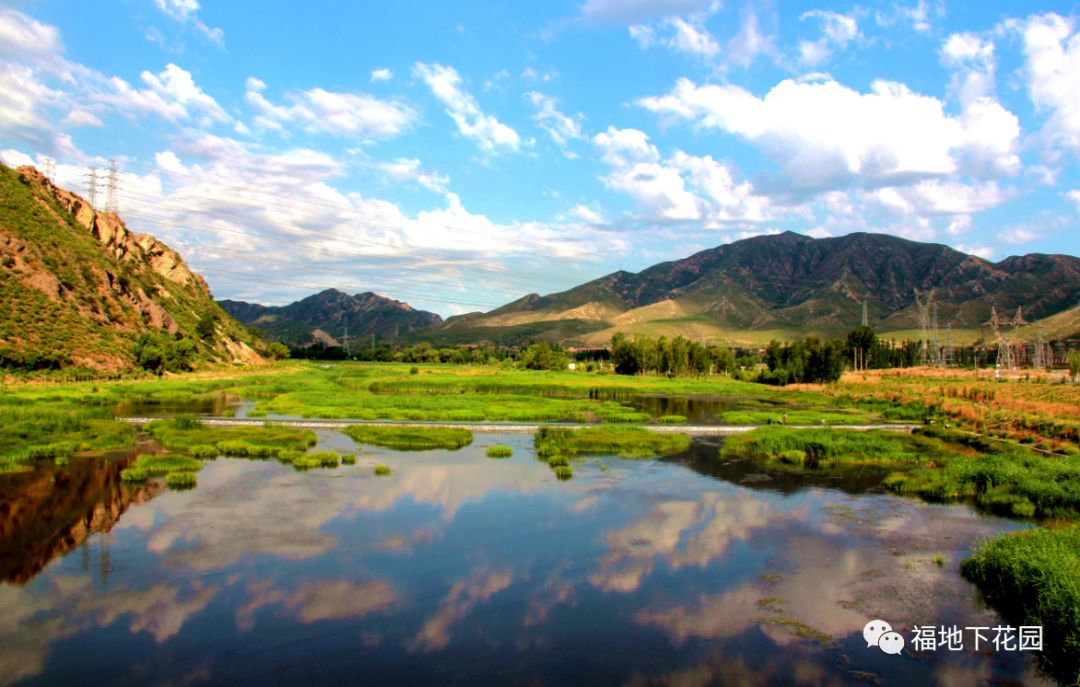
960,526 -> 1080,685
342,426 -> 473,451
486,445 -> 513,458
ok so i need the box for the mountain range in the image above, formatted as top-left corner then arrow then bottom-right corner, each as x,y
0,164 -> 263,372
423,231 -> 1080,346
220,289 -> 443,348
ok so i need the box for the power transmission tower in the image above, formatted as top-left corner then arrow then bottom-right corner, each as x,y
931,300 -> 942,366
945,322 -> 955,366
914,288 -> 935,366
84,167 -> 98,210
861,298 -> 868,327
1010,306 -> 1030,368
984,305 -> 1011,370
341,323 -> 351,357
42,157 -> 55,182
105,159 -> 119,214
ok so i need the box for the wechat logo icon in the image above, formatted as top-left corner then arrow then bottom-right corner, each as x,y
864,619 -> 905,656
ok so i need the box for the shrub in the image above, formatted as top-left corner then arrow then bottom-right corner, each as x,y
486,445 -> 513,458
374,464 -> 392,475
554,465 -> 573,480
341,453 -> 357,464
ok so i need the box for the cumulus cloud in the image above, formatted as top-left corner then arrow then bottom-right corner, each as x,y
153,0 -> 224,46
798,10 -> 859,67
591,126 -> 768,224
638,76 -> 1021,192
370,68 -> 393,82
244,77 -> 415,140
412,63 -> 520,153
941,32 -> 996,106
1013,13 -> 1080,159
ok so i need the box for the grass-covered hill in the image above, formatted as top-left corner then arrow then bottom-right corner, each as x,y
425,231 -> 1080,346
219,288 -> 443,348
0,164 -> 264,374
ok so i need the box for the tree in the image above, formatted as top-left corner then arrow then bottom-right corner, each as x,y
267,342 -> 290,360
845,326 -> 877,370
519,340 -> 569,370
196,311 -> 217,340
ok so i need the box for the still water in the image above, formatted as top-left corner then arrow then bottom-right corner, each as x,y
0,434 -> 1050,686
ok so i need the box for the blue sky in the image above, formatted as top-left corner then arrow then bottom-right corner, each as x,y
2,0 -> 1079,316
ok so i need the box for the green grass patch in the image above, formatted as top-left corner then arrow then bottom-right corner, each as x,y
486,445 -> 513,458
374,464 -> 392,475
720,427 -> 945,468
658,415 -> 688,424
165,471 -> 197,489
133,453 -> 203,475
342,425 -> 473,451
146,418 -> 316,459
535,426 -> 691,459
120,467 -> 148,482
553,465 -> 573,480
341,453 -> 357,464
961,526 -> 1080,685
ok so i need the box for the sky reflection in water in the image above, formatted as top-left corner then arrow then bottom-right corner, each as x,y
0,433 -> 1052,686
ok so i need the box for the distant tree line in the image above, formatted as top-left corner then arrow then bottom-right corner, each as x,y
610,333 -> 736,376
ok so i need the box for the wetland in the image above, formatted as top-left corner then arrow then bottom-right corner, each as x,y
1,361 -> 1078,685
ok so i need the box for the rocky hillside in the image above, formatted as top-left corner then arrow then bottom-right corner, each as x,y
427,231 -> 1080,346
220,288 -> 443,348
0,164 -> 263,373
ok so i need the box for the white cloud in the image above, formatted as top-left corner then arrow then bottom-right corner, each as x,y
1066,190 -> 1080,212
591,127 -> 768,224
630,16 -> 720,58
0,149 -> 35,167
639,76 -> 1021,192
798,10 -> 859,67
941,32 -> 996,106
413,63 -> 520,152
89,64 -> 229,128
868,180 -> 1006,217
245,77 -> 416,140
955,243 -> 994,259
525,92 -> 583,148
62,108 -> 103,127
579,0 -> 717,24
153,0 -> 224,46
946,214 -> 973,235
571,205 -> 606,224
997,227 -> 1038,245
370,68 -> 393,83
725,10 -> 773,69
1014,13 -> 1080,159
378,157 -> 449,193
875,0 -> 941,34
0,8 -> 61,58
